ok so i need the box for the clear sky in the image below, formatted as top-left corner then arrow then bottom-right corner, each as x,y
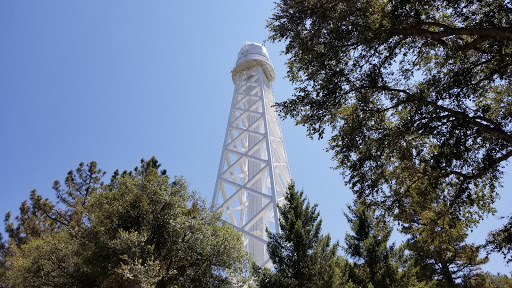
1,1 -> 510,274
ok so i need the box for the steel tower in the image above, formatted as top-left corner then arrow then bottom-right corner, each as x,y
212,42 -> 291,267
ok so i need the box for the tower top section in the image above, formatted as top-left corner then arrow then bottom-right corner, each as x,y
232,42 -> 275,83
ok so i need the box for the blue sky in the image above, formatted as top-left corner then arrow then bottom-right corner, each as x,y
1,1 -> 510,274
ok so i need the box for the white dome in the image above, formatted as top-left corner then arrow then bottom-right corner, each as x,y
232,42 -> 275,83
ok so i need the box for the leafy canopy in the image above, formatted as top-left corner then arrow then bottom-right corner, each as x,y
1,158 -> 249,288
267,0 -> 512,223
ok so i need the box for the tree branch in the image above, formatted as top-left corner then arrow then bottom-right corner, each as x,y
382,26 -> 512,40
446,149 -> 512,180
419,22 -> 453,29
418,98 -> 512,145
358,84 -> 512,144
464,36 -> 493,50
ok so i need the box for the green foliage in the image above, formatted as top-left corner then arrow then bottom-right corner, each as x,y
267,0 -> 511,239
0,233 -> 6,284
3,161 -> 105,253
344,200 -> 395,288
461,272 -> 512,288
52,161 -> 105,227
486,214 -> 512,264
267,1 -> 512,283
4,190 -> 60,247
344,200 -> 433,288
253,182 -> 351,288
403,202 -> 489,286
1,158 -> 249,288
4,231 -> 87,288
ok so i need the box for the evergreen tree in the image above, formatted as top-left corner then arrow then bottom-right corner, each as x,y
344,200 -> 433,288
51,161 -> 105,227
3,161 -> 105,250
461,272 -> 512,288
486,215 -> 512,264
403,202 -> 488,287
0,233 -> 5,286
267,1 -> 510,284
266,0 -> 512,265
1,158 -> 249,288
253,182 -> 350,288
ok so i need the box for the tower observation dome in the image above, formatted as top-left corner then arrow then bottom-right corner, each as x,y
212,42 -> 291,267
232,41 -> 275,83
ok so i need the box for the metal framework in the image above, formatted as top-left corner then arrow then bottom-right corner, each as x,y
212,42 -> 291,267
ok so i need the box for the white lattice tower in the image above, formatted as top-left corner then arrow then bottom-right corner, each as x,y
212,42 -> 291,267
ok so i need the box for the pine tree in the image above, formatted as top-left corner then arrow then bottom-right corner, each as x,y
253,182 -> 350,288
344,200 -> 433,288
486,215 -> 512,265
0,233 -> 6,285
404,202 -> 489,286
344,200 -> 397,288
